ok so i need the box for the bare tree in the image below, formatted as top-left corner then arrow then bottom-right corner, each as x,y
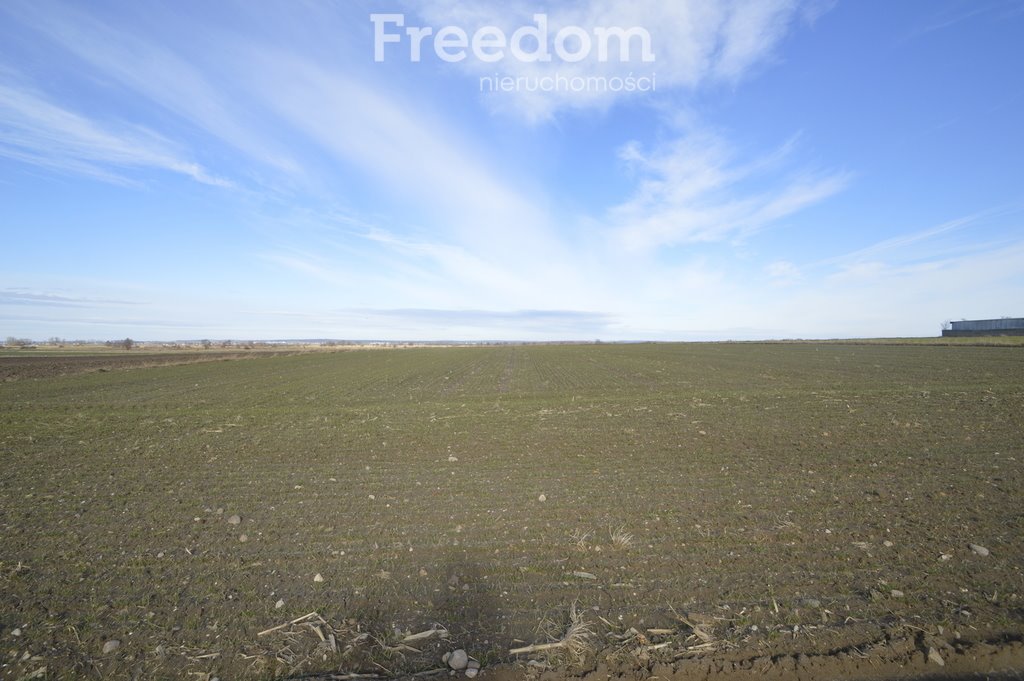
122,337 -> 134,351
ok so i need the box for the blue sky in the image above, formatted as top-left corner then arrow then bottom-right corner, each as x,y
1,0 -> 1022,341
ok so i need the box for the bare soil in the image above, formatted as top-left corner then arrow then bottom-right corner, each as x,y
1,344 -> 1021,680
0,350 -> 299,382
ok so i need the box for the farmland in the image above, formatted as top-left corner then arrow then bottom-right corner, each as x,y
1,343 -> 1022,679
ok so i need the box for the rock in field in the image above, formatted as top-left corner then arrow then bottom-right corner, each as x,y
227,515 -> 241,525
102,639 -> 121,654
444,649 -> 469,670
969,543 -> 990,557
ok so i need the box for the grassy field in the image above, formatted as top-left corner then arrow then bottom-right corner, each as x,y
1,343 -> 1022,679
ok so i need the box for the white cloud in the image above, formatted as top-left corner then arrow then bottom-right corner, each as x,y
410,0 -> 816,121
0,77 -> 231,187
713,0 -> 798,81
227,48 -> 602,311
608,129 -> 848,250
816,211 -> 1003,267
793,240 -> 1024,337
3,0 -> 300,176
766,260 -> 801,281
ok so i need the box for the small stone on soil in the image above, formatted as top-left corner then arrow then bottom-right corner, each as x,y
969,543 -> 990,557
102,640 -> 120,654
445,649 -> 469,670
11,628 -> 22,637
239,534 -> 248,543
275,599 -> 285,609
227,515 -> 241,525
314,573 -> 324,582
538,494 -> 546,502
927,647 -> 945,666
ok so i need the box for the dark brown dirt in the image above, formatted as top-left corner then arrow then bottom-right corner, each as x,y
301,632 -> 1024,681
0,350 -> 294,381
1,344 -> 1021,680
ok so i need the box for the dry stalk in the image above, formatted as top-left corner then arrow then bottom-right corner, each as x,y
400,625 -> 449,644
569,529 -> 592,551
609,524 -> 634,549
670,606 -> 715,644
257,611 -> 321,637
510,602 -> 595,668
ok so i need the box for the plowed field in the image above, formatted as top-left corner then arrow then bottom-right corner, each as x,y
1,344 -> 1022,679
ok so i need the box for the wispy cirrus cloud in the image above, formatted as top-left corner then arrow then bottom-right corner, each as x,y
0,76 -> 231,187
0,289 -> 139,307
410,0 -> 826,121
608,128 -> 849,250
229,47 -> 596,310
1,0 -> 299,176
258,307 -> 617,339
815,210 -> 1016,268
902,0 -> 1024,41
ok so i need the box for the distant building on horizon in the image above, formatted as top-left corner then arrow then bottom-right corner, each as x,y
942,318 -> 1024,337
